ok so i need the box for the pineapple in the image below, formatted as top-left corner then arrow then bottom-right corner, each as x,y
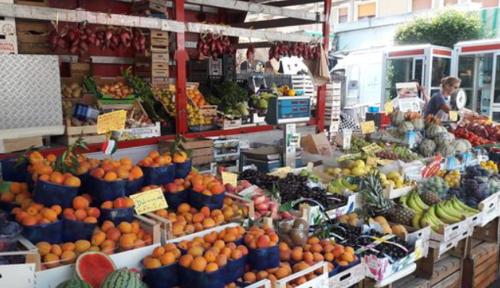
359,172 -> 394,218
420,190 -> 441,205
386,204 -> 415,226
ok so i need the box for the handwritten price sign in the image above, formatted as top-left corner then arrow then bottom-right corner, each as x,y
360,121 -> 376,134
221,171 -> 238,187
130,187 -> 168,215
97,110 -> 127,134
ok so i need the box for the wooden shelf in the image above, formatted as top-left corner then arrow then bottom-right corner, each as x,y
0,3 -> 319,43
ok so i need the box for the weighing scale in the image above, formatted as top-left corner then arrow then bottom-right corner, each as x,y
265,95 -> 311,168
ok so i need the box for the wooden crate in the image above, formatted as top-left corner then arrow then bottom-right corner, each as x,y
0,136 -> 43,153
392,275 -> 429,288
64,119 -> 105,145
152,62 -> 169,78
145,194 -> 253,241
15,20 -> 51,54
431,270 -> 461,288
472,217 -> 499,243
150,30 -> 168,53
14,0 -> 48,7
70,63 -> 91,78
417,255 -> 462,283
132,0 -> 167,13
152,52 -> 169,64
462,241 -> 499,288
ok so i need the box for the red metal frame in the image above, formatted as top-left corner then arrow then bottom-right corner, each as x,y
388,49 -> 425,58
461,44 -> 500,53
433,49 -> 452,57
0,1 -> 331,159
315,0 -> 331,132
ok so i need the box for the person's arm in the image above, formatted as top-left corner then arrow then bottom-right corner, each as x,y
421,87 -> 430,103
439,98 -> 451,113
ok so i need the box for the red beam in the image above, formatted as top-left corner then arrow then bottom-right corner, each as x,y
315,0 -> 331,132
186,125 -> 274,138
174,0 -> 188,134
461,44 -> 500,53
388,49 -> 425,58
433,49 -> 452,57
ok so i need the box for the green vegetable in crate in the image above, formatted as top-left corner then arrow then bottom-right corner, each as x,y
434,132 -> 455,147
213,81 -> 249,110
452,139 -> 472,154
398,121 -> 414,134
101,269 -> 146,288
412,118 -> 425,130
235,102 -> 250,116
426,124 -> 447,138
391,110 -> 405,126
419,139 -> 437,157
56,278 -> 91,288
437,144 -> 456,157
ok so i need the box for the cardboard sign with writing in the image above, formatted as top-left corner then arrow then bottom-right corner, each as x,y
221,171 -> 238,187
360,121 -> 376,134
449,111 -> 458,122
338,153 -> 362,162
130,187 -> 168,215
362,143 -> 382,154
421,156 -> 443,178
384,101 -> 394,114
97,110 -> 127,134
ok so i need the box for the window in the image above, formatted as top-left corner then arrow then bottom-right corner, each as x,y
444,0 -> 458,6
338,7 -> 349,23
412,0 -> 432,11
357,2 -> 376,20
473,0 -> 499,7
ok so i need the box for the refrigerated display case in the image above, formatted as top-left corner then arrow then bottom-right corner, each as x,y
381,44 -> 453,104
452,39 -> 500,121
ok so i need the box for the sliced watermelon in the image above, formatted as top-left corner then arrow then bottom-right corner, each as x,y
75,252 -> 116,288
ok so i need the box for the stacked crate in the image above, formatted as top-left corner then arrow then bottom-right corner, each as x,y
324,82 -> 342,139
131,0 -> 168,16
462,241 -> 499,288
159,138 -> 214,168
135,30 -> 169,88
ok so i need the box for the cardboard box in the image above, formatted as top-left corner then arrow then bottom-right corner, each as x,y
301,133 -> 333,156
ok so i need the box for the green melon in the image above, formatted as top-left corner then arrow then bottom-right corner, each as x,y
56,278 -> 92,288
76,252 -> 116,288
101,269 -> 147,288
434,132 -> 455,147
419,139 -> 436,157
452,139 -> 472,153
426,124 -> 447,138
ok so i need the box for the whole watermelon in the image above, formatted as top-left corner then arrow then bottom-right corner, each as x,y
56,278 -> 91,288
101,269 -> 147,288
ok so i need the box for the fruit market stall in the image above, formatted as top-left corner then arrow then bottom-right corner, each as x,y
1,1 -> 500,288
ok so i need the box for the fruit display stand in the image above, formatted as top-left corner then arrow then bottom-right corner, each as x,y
274,261 -> 328,288
328,258 -> 365,287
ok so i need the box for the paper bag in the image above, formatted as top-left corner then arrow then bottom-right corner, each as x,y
301,133 -> 333,156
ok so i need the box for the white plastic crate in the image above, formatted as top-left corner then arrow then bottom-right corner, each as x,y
478,191 -> 499,226
275,261 -> 329,288
291,75 -> 315,99
329,262 -> 365,287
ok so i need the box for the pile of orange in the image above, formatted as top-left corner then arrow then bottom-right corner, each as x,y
89,158 -> 143,182
90,220 -> 153,254
187,85 -> 207,107
27,152 -> 82,187
173,151 -> 188,164
12,203 -> 61,226
175,231 -> 249,273
75,155 -> 100,176
100,197 -> 135,209
36,240 -> 96,269
154,203 -> 236,237
62,196 -> 100,223
0,182 -> 30,204
186,172 -> 224,196
165,178 -> 191,194
244,226 -> 279,249
138,151 -> 172,167
143,243 -> 181,269
279,236 -> 356,270
237,261 -> 325,287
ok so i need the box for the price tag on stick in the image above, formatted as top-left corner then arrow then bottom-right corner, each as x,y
221,172 -> 238,187
360,121 -> 376,134
97,110 -> 127,134
449,111 -> 458,122
130,187 -> 168,215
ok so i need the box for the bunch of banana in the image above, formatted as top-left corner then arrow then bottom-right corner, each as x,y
328,178 -> 359,194
401,190 -> 429,214
405,194 -> 479,232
